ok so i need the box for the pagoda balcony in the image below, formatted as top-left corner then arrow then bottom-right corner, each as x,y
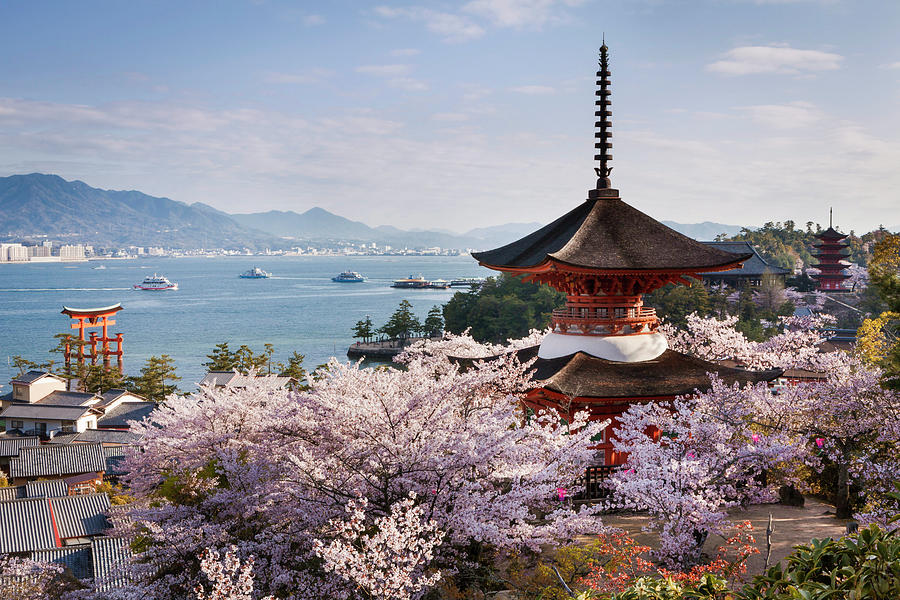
551,305 -> 658,336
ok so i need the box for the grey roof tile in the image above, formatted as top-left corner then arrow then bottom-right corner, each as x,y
35,390 -> 99,406
699,241 -> 791,276
25,479 -> 69,498
0,435 -> 40,457
0,403 -> 96,421
91,536 -> 133,591
49,493 -> 111,539
0,497 -> 56,553
102,446 -> 129,476
31,545 -> 93,580
0,485 -> 26,501
9,443 -> 106,479
10,370 -> 57,385
97,402 -> 155,429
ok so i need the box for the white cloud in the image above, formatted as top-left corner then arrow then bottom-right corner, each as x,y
432,112 -> 469,121
390,48 -> 421,57
880,61 -> 900,70
740,101 -> 824,129
355,64 -> 411,77
263,68 -> 333,85
390,77 -> 429,91
462,0 -> 584,28
510,85 -> 556,95
374,6 -> 485,42
303,14 -> 325,26
707,45 -> 843,75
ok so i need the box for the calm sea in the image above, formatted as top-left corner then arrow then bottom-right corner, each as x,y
0,256 -> 491,389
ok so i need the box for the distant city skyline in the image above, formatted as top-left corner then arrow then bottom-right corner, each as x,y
0,0 -> 898,233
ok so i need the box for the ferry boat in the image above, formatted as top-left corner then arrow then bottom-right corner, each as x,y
239,267 -> 271,279
391,274 -> 429,289
92,265 -> 107,270
133,273 -> 178,291
450,277 -> 486,287
332,271 -> 366,283
427,279 -> 451,289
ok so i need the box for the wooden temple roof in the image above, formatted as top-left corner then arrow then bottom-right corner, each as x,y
814,226 -> 848,241
453,345 -> 781,399
471,196 -> 751,273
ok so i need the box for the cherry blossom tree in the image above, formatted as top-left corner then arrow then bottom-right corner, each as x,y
0,557 -> 65,600
194,546 -> 273,600
313,494 -> 442,600
111,333 -> 606,599
604,376 -> 798,568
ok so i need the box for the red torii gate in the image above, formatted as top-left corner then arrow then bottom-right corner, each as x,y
60,304 -> 124,372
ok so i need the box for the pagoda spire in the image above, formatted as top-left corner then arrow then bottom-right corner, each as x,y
593,40 -> 613,191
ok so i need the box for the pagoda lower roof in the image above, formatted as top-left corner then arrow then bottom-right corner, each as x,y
454,345 -> 781,399
471,193 -> 751,273
61,304 -> 123,317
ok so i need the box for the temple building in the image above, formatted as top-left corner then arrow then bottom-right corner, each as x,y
471,44 -> 781,466
699,241 -> 791,288
811,212 -> 851,293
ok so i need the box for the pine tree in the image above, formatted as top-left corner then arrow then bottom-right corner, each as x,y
277,351 -> 308,391
352,316 -> 375,343
128,355 -> 180,402
423,305 -> 444,337
204,342 -> 237,371
378,300 -> 421,341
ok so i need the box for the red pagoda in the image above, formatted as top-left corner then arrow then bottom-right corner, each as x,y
471,44 -> 781,466
811,210 -> 851,293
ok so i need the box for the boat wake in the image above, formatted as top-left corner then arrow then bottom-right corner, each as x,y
0,287 -> 132,292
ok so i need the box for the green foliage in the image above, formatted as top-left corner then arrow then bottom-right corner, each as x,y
80,364 -> 125,393
423,305 -> 445,337
204,342 -> 236,371
127,355 -> 180,402
379,299 -> 422,340
645,284 -> 711,328
442,273 -> 565,343
276,351 -> 308,390
737,525 -> 900,600
611,574 -> 730,600
352,315 -> 376,343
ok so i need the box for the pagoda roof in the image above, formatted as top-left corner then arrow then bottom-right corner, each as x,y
699,242 -> 790,276
453,345 -> 780,399
61,303 -> 123,317
472,195 -> 750,273
814,227 -> 848,241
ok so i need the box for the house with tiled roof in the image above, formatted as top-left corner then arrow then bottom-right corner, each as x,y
200,370 -> 294,389
8,442 -> 106,485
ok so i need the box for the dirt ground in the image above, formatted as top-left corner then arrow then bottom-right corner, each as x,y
595,497 -> 851,576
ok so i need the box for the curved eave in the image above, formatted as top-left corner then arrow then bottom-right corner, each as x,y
476,254 -> 752,277
61,303 -> 123,317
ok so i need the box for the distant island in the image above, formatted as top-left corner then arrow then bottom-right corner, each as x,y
1,173 -> 745,252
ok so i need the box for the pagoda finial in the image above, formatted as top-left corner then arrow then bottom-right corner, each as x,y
593,41 -> 613,190
829,207 -> 833,228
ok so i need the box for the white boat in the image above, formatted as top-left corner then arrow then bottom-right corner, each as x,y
239,267 -> 271,279
133,273 -> 178,291
391,274 -> 429,289
92,265 -> 107,270
450,277 -> 485,287
332,270 -> 366,282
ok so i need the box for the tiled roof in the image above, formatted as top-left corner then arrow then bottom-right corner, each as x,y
97,402 -> 155,429
0,435 -> 40,457
99,389 -> 130,405
0,485 -> 26,501
79,429 -> 143,445
200,371 -> 293,389
103,446 -> 129,476
699,241 -> 791,276
31,545 -> 93,580
35,390 -> 99,406
0,403 -> 96,421
48,432 -> 81,444
92,536 -> 133,591
9,370 -> 59,385
9,442 -> 106,479
49,493 -> 111,539
472,196 -> 750,272
25,479 -> 69,498
0,497 -> 56,553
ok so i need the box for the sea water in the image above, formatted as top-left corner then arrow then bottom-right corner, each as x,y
0,256 -> 490,389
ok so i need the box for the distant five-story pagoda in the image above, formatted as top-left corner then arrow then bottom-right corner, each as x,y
811,209 -> 851,293
471,43 -> 781,466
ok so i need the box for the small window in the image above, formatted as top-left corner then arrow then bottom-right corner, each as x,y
12,420 -> 24,429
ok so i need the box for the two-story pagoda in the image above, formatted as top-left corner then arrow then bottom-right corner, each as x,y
471,44 -> 781,466
812,212 -> 851,293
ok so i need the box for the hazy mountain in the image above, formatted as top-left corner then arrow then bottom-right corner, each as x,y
0,173 -> 275,249
661,220 -> 744,240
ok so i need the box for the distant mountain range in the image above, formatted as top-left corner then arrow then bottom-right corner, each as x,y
0,173 -> 745,249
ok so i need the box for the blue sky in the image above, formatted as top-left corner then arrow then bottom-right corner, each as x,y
1,0 -> 898,233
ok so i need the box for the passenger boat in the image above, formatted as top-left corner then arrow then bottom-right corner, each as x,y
332,270 -> 366,282
239,267 -> 271,279
133,274 -> 178,291
449,277 -> 486,287
391,275 -> 429,289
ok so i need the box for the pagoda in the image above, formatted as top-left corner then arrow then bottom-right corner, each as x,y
811,209 -> 851,292
471,44 -> 781,466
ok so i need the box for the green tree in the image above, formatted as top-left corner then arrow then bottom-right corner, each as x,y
127,355 -> 180,402
645,283 -> 711,328
379,300 -> 422,341
49,333 -> 84,385
204,342 -> 236,371
443,273 -> 565,343
277,351 -> 308,391
423,305 -> 444,337
352,315 -> 375,343
865,234 -> 900,389
80,364 -> 125,394
234,344 -> 269,374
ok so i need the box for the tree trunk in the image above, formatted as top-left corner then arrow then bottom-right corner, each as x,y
835,462 -> 852,519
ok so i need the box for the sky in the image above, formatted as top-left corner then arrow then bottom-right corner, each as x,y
0,0 -> 898,234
